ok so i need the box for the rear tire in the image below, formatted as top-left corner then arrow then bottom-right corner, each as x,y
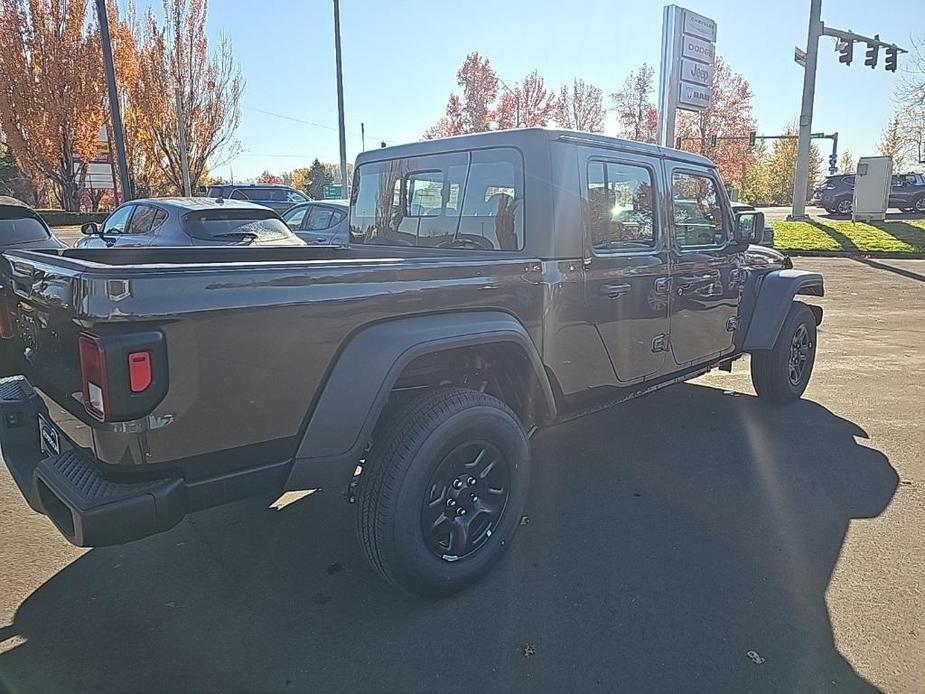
356,388 -> 530,596
913,196 -> 925,214
751,302 -> 817,404
835,198 -> 852,216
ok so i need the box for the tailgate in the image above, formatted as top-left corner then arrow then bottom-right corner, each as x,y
2,253 -> 85,403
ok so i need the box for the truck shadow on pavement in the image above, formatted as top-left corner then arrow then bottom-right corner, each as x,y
0,384 -> 898,693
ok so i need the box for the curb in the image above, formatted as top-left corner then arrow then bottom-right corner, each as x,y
780,250 -> 925,259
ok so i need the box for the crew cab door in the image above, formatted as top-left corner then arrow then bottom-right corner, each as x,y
582,152 -> 670,383
665,164 -> 742,366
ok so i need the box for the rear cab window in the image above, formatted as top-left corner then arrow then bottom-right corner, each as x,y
0,211 -> 51,244
350,147 -> 524,251
183,208 -> 294,241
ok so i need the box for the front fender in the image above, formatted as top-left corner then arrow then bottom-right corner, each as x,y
742,270 -> 824,351
285,311 -> 554,490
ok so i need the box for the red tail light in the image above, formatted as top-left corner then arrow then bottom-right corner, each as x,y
78,332 -> 109,421
128,351 -> 152,392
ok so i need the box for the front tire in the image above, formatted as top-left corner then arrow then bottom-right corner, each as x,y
751,302 -> 817,403
356,388 -> 530,596
835,198 -> 852,216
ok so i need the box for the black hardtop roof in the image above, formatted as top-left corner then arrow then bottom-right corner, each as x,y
356,127 -> 715,168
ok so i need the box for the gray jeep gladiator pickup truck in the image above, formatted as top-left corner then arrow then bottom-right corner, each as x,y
0,129 -> 823,595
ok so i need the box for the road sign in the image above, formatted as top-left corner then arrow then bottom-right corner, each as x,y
794,46 -> 807,66
658,5 -> 718,147
322,184 -> 343,199
810,132 -> 825,138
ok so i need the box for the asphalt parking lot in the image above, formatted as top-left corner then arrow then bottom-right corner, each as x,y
1,257 -> 922,693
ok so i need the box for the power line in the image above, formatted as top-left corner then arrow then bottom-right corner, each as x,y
243,106 -> 396,145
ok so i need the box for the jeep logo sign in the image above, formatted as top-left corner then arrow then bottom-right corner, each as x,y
681,58 -> 712,86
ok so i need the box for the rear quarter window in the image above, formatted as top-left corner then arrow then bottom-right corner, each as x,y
350,147 -> 524,251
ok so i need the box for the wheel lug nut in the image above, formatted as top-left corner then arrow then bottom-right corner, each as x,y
453,479 -> 463,489
446,498 -> 456,507
457,508 -> 466,516
470,494 -> 478,502
468,477 -> 476,485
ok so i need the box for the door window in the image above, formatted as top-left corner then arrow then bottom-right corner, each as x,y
306,207 -> 335,230
286,189 -> 308,203
284,206 -> 308,230
125,204 -> 159,234
671,172 -> 728,248
587,161 -> 656,251
103,205 -> 134,234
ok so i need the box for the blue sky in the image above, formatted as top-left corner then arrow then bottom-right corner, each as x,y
130,0 -> 925,180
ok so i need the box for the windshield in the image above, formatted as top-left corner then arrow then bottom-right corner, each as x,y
182,209 -> 293,241
0,215 -> 50,243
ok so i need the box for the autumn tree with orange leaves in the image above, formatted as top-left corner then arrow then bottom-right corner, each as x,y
676,56 -> 757,188
0,0 -> 107,210
425,53 -> 557,137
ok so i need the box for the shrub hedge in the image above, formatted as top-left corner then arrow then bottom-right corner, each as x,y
35,210 -> 108,227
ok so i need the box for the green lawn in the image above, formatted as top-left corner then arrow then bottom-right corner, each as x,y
771,219 -> 925,254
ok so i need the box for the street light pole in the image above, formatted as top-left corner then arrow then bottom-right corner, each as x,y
790,0 -> 823,219
333,0 -> 348,195
95,0 -> 132,202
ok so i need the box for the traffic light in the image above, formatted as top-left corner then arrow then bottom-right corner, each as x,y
837,38 -> 854,65
865,35 -> 880,68
829,153 -> 838,174
710,134 -> 717,147
676,136 -> 682,149
748,131 -> 756,147
885,45 -> 898,72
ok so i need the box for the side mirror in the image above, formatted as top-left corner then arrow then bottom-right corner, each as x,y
81,222 -> 100,236
734,210 -> 764,245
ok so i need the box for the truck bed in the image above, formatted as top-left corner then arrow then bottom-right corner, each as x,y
1,245 -> 546,478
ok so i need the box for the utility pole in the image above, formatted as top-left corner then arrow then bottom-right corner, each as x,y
333,0 -> 349,195
95,0 -> 132,202
175,87 -> 192,196
790,2 -> 906,218
790,0 -> 823,220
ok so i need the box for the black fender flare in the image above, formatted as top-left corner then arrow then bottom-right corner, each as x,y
284,311 -> 555,490
742,269 -> 824,351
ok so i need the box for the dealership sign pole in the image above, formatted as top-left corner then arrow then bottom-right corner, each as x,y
657,5 -> 717,149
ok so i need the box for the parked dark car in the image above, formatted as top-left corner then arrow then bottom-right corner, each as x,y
0,129 -> 823,596
889,173 -> 925,213
813,172 -> 925,215
75,198 -> 305,248
205,183 -> 310,214
281,199 -> 349,245
0,197 -> 64,375
0,197 -> 65,253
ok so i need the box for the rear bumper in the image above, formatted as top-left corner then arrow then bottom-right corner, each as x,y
0,375 -> 185,546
